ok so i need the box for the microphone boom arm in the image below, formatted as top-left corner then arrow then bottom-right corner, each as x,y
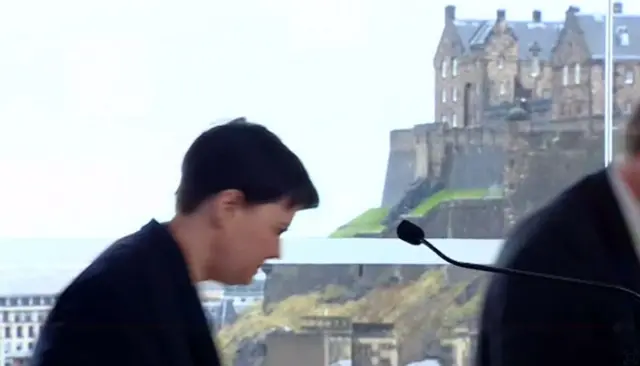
419,238 -> 640,302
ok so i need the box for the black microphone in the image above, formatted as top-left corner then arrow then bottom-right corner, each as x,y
396,219 -> 640,302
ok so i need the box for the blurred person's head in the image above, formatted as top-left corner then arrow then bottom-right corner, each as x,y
169,117 -> 319,285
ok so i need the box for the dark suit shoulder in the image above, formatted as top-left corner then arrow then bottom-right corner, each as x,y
41,233 -> 148,328
32,265 -> 124,365
76,228 -> 154,288
32,233 -> 151,366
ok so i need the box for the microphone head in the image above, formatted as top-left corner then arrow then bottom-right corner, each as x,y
396,220 -> 425,246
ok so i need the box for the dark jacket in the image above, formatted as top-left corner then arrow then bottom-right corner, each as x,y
31,220 -> 221,366
475,169 -> 640,366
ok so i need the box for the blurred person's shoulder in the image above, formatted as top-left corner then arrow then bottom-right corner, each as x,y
51,220 -> 167,316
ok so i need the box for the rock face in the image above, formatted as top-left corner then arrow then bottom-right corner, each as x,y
263,264 -> 439,308
222,266 -> 485,366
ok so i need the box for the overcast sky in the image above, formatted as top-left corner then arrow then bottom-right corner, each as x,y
0,0 -> 627,240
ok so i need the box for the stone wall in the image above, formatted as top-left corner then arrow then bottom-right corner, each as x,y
505,129 -> 605,223
381,129 -> 417,208
382,116 -> 629,232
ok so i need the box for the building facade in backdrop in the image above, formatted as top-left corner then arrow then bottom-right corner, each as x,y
435,2 -> 639,127
0,295 -> 53,366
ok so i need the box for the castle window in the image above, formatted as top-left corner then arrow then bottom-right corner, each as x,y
562,65 -> 569,86
621,33 -> 630,46
497,57 -> 504,69
499,82 -> 506,96
625,70 -> 634,85
441,59 -> 448,78
452,87 -> 458,102
452,113 -> 458,127
574,63 -> 581,84
441,114 -> 448,124
452,57 -> 458,77
618,26 -> 630,46
441,89 -> 447,102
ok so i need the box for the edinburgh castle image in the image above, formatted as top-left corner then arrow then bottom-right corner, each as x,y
218,4 -> 640,366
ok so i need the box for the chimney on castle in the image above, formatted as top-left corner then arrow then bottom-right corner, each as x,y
614,2 -> 623,14
445,5 -> 456,22
532,10 -> 542,23
566,5 -> 580,16
497,9 -> 506,21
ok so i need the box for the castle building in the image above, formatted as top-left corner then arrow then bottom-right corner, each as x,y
435,3 -> 640,127
333,4 -> 640,240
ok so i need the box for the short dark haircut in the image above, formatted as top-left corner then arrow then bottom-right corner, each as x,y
176,117 -> 319,214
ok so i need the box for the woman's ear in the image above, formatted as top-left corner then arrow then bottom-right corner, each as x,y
207,189 -> 246,227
